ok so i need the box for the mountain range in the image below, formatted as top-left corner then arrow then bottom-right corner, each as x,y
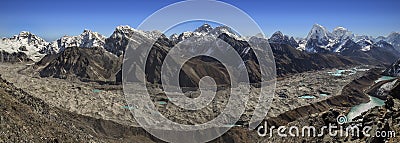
1,24 -> 399,84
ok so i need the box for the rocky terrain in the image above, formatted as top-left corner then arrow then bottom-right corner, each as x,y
0,74 -> 157,142
1,73 -> 270,143
2,62 -> 395,142
266,68 -> 382,126
264,97 -> 400,143
0,62 -> 379,142
263,68 -> 400,143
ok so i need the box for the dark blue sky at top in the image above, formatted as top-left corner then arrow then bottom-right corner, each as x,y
0,0 -> 399,41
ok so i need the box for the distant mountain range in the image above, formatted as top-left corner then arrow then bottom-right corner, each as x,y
1,24 -> 399,84
269,24 -> 400,64
1,24 -> 399,61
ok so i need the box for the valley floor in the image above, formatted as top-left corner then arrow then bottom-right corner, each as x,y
1,63 -> 396,142
0,63 -> 369,125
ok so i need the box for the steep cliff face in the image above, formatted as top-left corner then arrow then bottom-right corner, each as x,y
368,79 -> 399,100
38,47 -> 121,82
0,51 -> 32,63
367,58 -> 400,100
383,58 -> 400,77
269,42 -> 356,76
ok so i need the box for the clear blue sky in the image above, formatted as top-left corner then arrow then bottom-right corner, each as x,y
1,0 -> 399,41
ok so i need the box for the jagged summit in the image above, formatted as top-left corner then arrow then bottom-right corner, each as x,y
13,31 -> 47,45
209,25 -> 237,36
83,29 -> 91,33
269,31 -> 298,48
50,28 -> 106,53
271,31 -> 284,38
333,26 -> 346,31
305,24 -> 357,53
194,23 -> 213,33
104,25 -> 163,56
306,24 -> 331,41
172,24 -> 242,43
115,25 -> 135,33
114,25 -> 162,38
332,27 -> 353,38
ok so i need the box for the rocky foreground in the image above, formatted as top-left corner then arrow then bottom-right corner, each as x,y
0,75 -> 158,142
264,96 -> 400,143
0,74 -> 270,142
264,66 -> 400,143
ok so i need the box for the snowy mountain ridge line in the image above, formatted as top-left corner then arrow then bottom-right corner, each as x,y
1,24 -> 399,62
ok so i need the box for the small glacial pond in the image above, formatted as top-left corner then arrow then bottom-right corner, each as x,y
299,95 -> 316,99
346,95 -> 385,121
121,105 -> 139,110
374,76 -> 397,83
319,93 -> 329,96
158,101 -> 168,105
327,67 -> 369,77
327,69 -> 356,77
92,89 -> 102,93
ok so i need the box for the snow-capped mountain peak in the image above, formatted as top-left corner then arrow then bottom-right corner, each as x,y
332,26 -> 354,40
104,25 -> 163,56
173,25 -> 243,43
51,29 -> 106,53
209,26 -> 237,37
386,32 -> 400,52
0,31 -> 49,61
304,24 -> 359,53
12,31 -> 47,46
304,24 -> 333,53
114,25 -> 162,40
194,23 -> 213,33
306,24 -> 331,41
79,29 -> 106,48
